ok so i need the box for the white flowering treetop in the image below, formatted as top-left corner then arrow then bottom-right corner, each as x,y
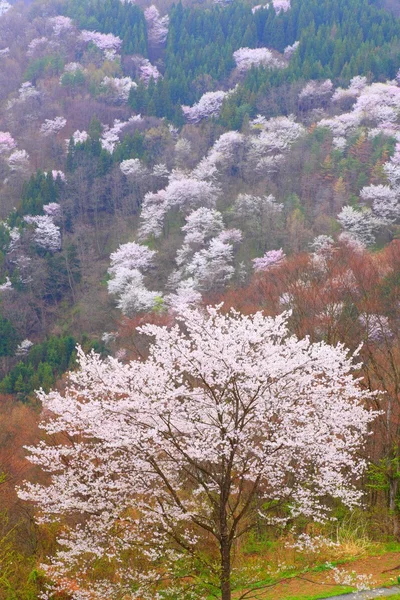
0,131 -> 16,154
40,117 -> 67,136
80,30 -> 122,59
139,177 -> 220,239
233,47 -> 286,73
0,0 -> 11,16
19,306 -> 375,600
71,130 -> 88,144
48,15 -> 73,36
101,76 -> 137,103
144,5 -> 169,45
253,248 -> 285,272
360,184 -> 400,223
107,241 -> 161,316
337,206 -> 381,247
182,90 -> 231,123
8,150 -> 30,173
298,79 -> 333,108
24,215 -> 61,252
139,58 -> 162,85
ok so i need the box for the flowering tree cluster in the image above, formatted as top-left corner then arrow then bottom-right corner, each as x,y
7,149 -> 30,173
19,306 -> 374,600
107,241 -> 161,316
80,30 -> 122,59
24,215 -> 61,252
0,131 -> 16,154
0,0 -> 11,16
100,116 -> 142,153
253,248 -> 285,272
319,79 -> 400,147
249,115 -> 305,173
139,58 -> 162,85
192,131 -> 246,180
252,0 -> 291,13
27,36 -> 49,57
120,158 -> 147,179
40,117 -> 67,136
284,40 -> 300,58
170,207 -> 241,293
7,82 -> 40,109
101,76 -> 137,104
337,206 -> 381,247
233,47 -> 285,73
139,175 -> 220,239
48,15 -> 73,36
144,5 -> 169,46
182,90 -> 231,123
298,79 -> 333,109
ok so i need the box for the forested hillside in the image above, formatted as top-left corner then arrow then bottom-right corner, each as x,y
2,0 -> 400,596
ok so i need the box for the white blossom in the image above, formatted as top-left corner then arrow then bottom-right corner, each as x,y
144,5 -> 169,45
253,248 -> 285,272
233,47 -> 285,73
19,306 -> 375,599
40,117 -> 67,136
182,90 -> 231,123
0,131 -> 16,154
101,76 -> 136,103
49,16 -> 73,36
15,339 -> 33,356
8,150 -> 29,172
0,0 -> 11,16
337,206 -> 381,247
24,215 -> 61,251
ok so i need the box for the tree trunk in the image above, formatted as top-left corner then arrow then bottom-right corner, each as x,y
220,534 -> 231,600
389,477 -> 400,539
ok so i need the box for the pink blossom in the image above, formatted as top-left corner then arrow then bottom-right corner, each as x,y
144,5 -> 169,46
0,131 -> 16,154
233,47 -> 286,72
19,306 -> 375,599
182,90 -> 231,123
139,59 -> 162,85
253,248 -> 285,272
40,117 -> 67,136
49,16 -> 73,36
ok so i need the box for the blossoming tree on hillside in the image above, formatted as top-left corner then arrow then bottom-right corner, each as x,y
20,306 -> 374,600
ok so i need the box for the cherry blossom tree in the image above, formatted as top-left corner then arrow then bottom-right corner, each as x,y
360,184 -> 400,223
107,242 -> 161,316
139,177 -> 220,239
253,248 -> 285,272
182,90 -> 231,123
144,5 -> 169,46
233,47 -> 285,73
24,215 -> 61,252
184,235 -> 238,290
337,206 -> 381,247
165,277 -> 202,311
248,115 -> 305,173
138,58 -> 162,85
40,117 -> 67,136
48,15 -> 73,36
0,131 -> 16,154
298,80 -> 333,109
20,306 -> 375,600
7,149 -> 29,173
101,76 -> 137,104
80,30 -> 122,59
0,0 -> 11,16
